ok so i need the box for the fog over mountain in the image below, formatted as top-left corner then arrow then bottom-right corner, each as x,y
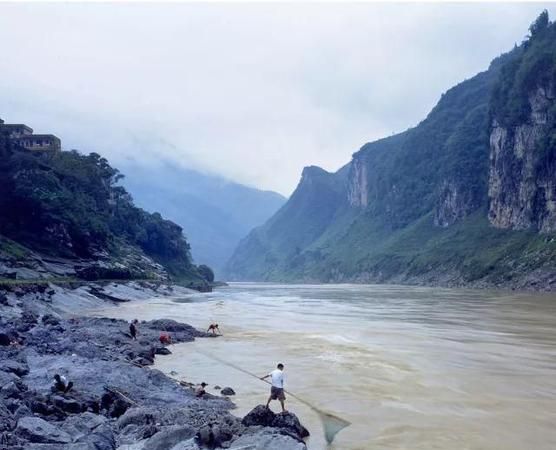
1,3 -> 554,195
119,161 -> 285,277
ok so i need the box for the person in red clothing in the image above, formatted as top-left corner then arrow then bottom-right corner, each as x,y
159,333 -> 172,344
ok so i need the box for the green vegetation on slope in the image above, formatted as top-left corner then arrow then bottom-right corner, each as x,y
226,11 -> 556,289
0,133 -> 210,284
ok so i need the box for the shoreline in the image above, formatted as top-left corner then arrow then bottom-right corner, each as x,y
0,281 -> 309,450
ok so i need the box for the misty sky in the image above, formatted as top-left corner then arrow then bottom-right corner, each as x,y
0,3 -> 553,195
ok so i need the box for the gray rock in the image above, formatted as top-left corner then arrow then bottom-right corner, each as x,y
230,429 -> 307,450
16,416 -> 72,444
169,438 -> 201,450
1,381 -> 22,398
51,395 -> 83,414
2,360 -> 30,377
220,387 -> 235,396
61,411 -> 107,439
75,423 -> 116,450
143,425 -> 196,450
116,407 -> 155,430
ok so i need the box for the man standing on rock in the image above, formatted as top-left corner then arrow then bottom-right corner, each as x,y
261,363 -> 287,412
129,319 -> 138,340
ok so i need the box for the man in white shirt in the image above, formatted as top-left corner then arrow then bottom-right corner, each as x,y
260,363 -> 286,412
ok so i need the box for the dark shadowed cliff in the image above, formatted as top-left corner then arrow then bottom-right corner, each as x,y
226,12 -> 556,290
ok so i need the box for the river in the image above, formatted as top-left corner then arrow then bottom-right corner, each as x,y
89,282 -> 556,450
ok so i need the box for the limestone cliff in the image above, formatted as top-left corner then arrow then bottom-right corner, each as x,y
488,85 -> 556,232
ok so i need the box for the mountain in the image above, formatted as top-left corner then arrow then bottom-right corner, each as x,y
0,134 -> 213,290
226,11 -> 556,290
119,162 -> 286,277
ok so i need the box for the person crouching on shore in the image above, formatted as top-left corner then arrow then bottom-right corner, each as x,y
260,363 -> 286,412
52,374 -> 73,394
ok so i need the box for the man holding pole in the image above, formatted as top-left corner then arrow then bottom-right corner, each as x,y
260,363 -> 286,412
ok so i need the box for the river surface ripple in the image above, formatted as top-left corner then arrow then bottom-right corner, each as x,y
89,283 -> 556,450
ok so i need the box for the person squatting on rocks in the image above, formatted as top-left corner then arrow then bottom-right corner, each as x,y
195,382 -> 208,397
52,373 -> 73,394
207,323 -> 221,335
129,319 -> 139,340
261,363 -> 287,412
159,332 -> 172,344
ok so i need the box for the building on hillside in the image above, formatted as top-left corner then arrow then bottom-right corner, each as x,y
0,117 -> 61,152
13,134 -> 61,152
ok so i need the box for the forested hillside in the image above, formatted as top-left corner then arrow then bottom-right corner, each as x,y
0,134 -> 211,288
226,12 -> 556,290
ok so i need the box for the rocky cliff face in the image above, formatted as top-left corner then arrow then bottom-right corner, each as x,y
434,180 -> 479,227
347,157 -> 367,207
488,84 -> 556,232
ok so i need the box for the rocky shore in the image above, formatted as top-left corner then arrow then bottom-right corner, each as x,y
0,283 -> 309,450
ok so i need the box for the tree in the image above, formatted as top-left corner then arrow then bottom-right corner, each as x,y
530,10 -> 550,37
197,264 -> 215,283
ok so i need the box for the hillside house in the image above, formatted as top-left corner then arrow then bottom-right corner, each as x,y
0,117 -> 61,151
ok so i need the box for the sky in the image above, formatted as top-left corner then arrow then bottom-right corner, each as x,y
0,2 -> 554,196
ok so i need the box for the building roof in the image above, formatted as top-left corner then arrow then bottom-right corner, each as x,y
0,124 -> 33,132
16,134 -> 60,141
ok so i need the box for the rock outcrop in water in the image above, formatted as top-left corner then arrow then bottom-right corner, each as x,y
226,12 -> 556,291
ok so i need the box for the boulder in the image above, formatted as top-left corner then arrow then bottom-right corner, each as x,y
1,381 -> 22,399
220,387 -> 235,396
62,411 -> 107,439
15,416 -> 72,444
116,407 -> 155,430
75,423 -> 116,450
146,319 -> 197,333
242,405 -> 276,427
143,425 -> 196,450
272,412 -> 310,438
229,430 -> 307,450
2,360 -> 30,377
50,395 -> 83,414
155,346 -> 172,355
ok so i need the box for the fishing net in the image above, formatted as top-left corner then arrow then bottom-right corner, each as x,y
196,349 -> 351,445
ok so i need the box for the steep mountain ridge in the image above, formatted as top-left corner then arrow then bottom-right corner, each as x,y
120,162 -> 286,276
226,12 -> 556,290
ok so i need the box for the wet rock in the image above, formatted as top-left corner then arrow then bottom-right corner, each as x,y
146,320 -> 197,335
155,346 -> 172,355
143,425 -> 196,450
15,416 -> 72,444
220,387 -> 235,396
214,386 -> 221,390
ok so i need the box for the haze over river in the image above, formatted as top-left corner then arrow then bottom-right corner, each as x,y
90,283 -> 556,450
